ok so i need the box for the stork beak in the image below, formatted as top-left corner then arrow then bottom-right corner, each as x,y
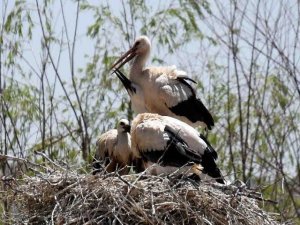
124,124 -> 131,133
114,69 -> 136,95
110,46 -> 137,70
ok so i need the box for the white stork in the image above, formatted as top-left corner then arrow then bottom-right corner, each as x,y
93,119 -> 132,175
114,69 -> 147,113
130,113 -> 224,184
111,36 -> 214,129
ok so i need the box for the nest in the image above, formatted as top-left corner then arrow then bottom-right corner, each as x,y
2,168 -> 281,225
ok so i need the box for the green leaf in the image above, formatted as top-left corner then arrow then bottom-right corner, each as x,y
5,12 -> 14,32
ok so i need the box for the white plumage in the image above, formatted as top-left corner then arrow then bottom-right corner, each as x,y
111,36 -> 214,129
130,113 -> 224,184
93,119 -> 132,175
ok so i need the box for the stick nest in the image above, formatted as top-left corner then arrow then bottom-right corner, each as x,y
2,169 -> 281,225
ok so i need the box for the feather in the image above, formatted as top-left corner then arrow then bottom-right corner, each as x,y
93,119 -> 133,175
131,113 -> 224,183
169,97 -> 214,130
111,35 -> 214,129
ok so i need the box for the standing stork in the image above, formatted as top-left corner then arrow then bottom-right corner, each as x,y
130,113 -> 224,184
93,119 -> 132,175
111,36 -> 214,129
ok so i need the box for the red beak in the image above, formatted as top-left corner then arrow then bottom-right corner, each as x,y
110,46 -> 138,70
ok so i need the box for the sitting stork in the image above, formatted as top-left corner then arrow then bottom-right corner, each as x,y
93,119 -> 133,175
130,113 -> 224,184
111,36 -> 214,129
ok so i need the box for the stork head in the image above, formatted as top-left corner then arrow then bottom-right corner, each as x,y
117,119 -> 131,133
134,36 -> 151,55
110,36 -> 151,70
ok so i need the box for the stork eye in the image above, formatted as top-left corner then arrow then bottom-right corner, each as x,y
120,122 -> 125,126
135,41 -> 140,46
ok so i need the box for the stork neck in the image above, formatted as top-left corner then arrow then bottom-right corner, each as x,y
118,132 -> 131,145
130,54 -> 147,80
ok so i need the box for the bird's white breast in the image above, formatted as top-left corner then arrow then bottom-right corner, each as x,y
130,84 -> 148,113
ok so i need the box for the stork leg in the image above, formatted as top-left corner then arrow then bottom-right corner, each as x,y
117,164 -> 130,175
106,160 -> 117,173
132,158 -> 146,173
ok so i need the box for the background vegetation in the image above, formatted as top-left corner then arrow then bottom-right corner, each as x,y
1,0 -> 299,223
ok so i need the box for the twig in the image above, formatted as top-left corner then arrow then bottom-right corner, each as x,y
34,151 -> 66,171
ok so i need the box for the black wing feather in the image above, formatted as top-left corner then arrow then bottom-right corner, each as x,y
141,125 -> 224,184
200,134 -> 218,160
176,77 -> 196,96
141,125 -> 201,167
114,69 -> 136,94
169,77 -> 214,129
201,148 -> 224,184
169,97 -> 214,129
179,76 -> 197,84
